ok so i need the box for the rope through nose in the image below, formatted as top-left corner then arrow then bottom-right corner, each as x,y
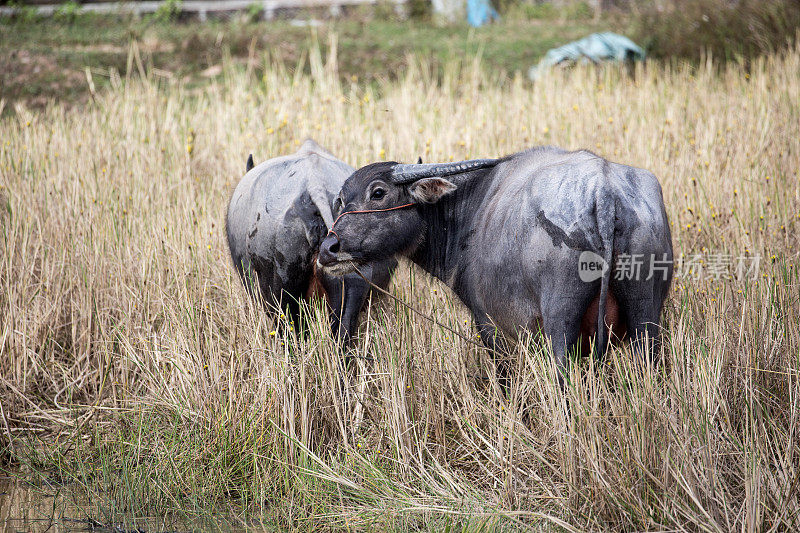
326,203 -> 415,237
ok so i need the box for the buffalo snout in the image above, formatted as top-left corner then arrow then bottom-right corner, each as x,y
318,234 -> 341,266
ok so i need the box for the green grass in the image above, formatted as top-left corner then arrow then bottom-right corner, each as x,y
0,14 -> 608,113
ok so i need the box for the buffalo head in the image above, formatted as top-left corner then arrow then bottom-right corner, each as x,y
317,158 -> 497,275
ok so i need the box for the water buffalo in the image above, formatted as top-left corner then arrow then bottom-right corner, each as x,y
318,146 -> 673,384
226,139 -> 396,345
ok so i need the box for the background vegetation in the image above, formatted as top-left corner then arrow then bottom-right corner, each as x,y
629,0 -> 800,61
0,13 -> 607,112
2,33 -> 799,528
4,0 -> 800,114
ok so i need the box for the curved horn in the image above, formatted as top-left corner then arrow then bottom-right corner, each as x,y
391,158 -> 499,184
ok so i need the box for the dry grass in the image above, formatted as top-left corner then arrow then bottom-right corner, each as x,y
1,40 -> 799,530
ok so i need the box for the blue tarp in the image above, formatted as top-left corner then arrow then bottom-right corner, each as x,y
466,0 -> 499,27
528,32 -> 645,80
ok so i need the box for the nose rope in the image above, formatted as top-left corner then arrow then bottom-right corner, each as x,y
327,203 -> 415,239
323,207 -> 485,349
349,264 -> 484,349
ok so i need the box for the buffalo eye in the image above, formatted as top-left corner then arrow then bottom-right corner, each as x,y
370,188 -> 386,200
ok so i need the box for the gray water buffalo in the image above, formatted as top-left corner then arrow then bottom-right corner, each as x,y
318,146 -> 673,385
226,139 -> 396,345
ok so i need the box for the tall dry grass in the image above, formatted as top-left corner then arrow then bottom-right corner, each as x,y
1,40 -> 799,530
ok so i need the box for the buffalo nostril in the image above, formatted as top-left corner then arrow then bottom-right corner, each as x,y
318,235 -> 341,266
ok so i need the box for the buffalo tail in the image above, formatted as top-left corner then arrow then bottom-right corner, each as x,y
595,188 -> 615,359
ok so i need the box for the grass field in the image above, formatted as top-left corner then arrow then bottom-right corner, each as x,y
1,34 -> 800,530
0,14 -> 607,113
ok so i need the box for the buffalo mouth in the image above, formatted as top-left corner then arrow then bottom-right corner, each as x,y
317,256 -> 360,276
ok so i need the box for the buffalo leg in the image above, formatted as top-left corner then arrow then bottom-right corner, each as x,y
341,258 -> 396,347
244,255 -> 303,334
322,275 -> 347,343
541,290 -> 596,388
320,272 -> 370,350
613,280 -> 662,364
338,273 -> 371,347
319,259 -> 396,348
542,313 -> 582,388
275,290 -> 303,336
474,311 -> 512,394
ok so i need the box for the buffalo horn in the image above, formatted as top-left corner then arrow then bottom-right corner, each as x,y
391,159 -> 499,184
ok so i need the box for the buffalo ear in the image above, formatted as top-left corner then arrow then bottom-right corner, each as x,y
408,177 -> 457,204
